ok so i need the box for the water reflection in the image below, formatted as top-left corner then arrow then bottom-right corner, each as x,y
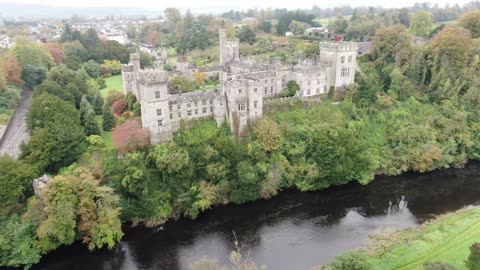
33,162 -> 480,270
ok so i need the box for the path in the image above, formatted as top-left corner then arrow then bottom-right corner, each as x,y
0,86 -> 31,159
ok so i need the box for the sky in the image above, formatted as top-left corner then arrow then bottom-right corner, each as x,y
0,0 -> 475,10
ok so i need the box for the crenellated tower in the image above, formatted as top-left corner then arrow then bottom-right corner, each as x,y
319,42 -> 357,89
219,29 -> 240,65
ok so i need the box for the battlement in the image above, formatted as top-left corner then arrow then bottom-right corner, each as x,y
319,42 -> 357,52
137,69 -> 168,85
121,64 -> 135,72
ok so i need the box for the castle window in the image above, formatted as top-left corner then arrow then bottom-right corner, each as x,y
271,79 -> 274,83
238,89 -> 242,94
155,91 -> 161,99
254,100 -> 258,109
195,109 -> 198,115
187,110 -> 192,116
254,88 -> 257,93
316,88 -> 320,94
324,86 -> 327,92
238,103 -> 246,111
170,114 -> 173,119
341,56 -> 345,64
210,99 -> 213,105
348,56 -> 352,63
264,87 -> 268,94
317,80 -> 320,85
202,100 -> 206,106
264,79 -> 268,83
202,108 -> 207,113
157,120 -> 163,127
178,112 -> 181,118
210,106 -> 213,112
271,87 -> 273,93
156,109 -> 162,116
220,101 -> 223,106
194,102 -> 198,107
169,105 -> 172,111
307,89 -> 311,95
177,105 -> 181,110
187,103 -> 191,108
307,81 -> 311,86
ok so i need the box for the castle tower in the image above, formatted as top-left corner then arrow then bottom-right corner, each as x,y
219,29 -> 240,65
122,53 -> 142,97
319,42 -> 357,89
137,69 -> 172,144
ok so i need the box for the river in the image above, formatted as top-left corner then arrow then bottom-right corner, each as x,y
33,162 -> 480,270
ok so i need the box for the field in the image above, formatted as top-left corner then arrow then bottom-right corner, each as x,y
101,75 -> 123,97
314,15 -> 352,26
433,19 -> 458,27
364,207 -> 480,269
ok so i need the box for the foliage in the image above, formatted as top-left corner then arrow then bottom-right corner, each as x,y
466,243 -> 480,270
22,65 -> 47,87
238,26 -> 256,45
102,103 -> 115,131
409,11 -> 433,37
423,261 -> 458,270
328,252 -> 371,270
0,156 -> 38,217
168,76 -> 194,94
101,60 -> 122,75
288,20 -> 310,35
458,11 -> 480,38
251,118 -> 280,153
12,37 -> 53,70
83,60 -> 101,79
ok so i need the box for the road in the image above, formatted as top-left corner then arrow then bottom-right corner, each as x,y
0,86 -> 30,159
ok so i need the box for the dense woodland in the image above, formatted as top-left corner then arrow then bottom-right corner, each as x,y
0,5 -> 480,269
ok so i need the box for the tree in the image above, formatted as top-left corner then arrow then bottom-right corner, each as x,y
0,53 -> 23,86
372,25 -> 412,68
92,91 -> 104,115
23,93 -> 85,173
101,60 -> 122,75
44,43 -> 64,64
288,20 -> 310,35
35,80 -> 75,105
283,80 -> 300,97
333,16 -> 349,34
82,60 -> 101,78
102,103 -> 115,131
252,118 -> 280,153
168,76 -> 194,94
259,21 -> 272,33
459,11 -> 480,38
276,20 -> 287,36
46,64 -> 75,88
21,65 -> 47,87
238,26 -> 256,45
467,243 -> 480,270
12,37 -> 53,69
329,252 -> 370,270
409,11 -> 433,37
194,71 -> 206,85
0,157 -> 38,217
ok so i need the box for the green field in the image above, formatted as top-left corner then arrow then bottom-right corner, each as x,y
314,15 -> 352,26
101,75 -> 123,97
433,19 -> 458,28
364,208 -> 480,269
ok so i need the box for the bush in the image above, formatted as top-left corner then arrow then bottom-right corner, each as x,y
329,252 -> 371,270
466,243 -> 480,270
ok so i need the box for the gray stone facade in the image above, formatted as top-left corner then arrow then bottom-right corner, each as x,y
122,29 -> 358,144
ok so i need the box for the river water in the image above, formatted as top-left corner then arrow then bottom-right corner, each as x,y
33,162 -> 480,270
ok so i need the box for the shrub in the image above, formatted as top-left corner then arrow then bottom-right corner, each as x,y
329,252 -> 371,270
423,261 -> 458,270
466,243 -> 480,270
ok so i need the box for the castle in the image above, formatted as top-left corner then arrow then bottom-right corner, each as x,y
122,29 -> 358,144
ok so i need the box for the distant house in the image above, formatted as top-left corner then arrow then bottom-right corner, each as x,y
0,35 -> 13,48
285,32 -> 294,37
356,42 -> 373,56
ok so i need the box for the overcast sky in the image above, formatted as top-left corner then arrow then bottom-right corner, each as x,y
0,0 -> 474,10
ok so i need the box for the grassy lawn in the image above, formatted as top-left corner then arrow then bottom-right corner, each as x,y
364,208 -> 480,269
433,19 -> 458,28
101,75 -> 123,97
95,115 -> 114,148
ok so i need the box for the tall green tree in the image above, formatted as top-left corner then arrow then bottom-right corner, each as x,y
459,10 -> 480,38
409,11 -> 433,37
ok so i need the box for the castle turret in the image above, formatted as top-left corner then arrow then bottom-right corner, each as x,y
319,42 -> 357,89
219,29 -> 240,65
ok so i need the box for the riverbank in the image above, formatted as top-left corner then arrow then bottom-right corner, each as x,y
329,206 -> 480,270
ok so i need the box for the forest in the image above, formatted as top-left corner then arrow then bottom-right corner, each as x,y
0,6 -> 479,269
